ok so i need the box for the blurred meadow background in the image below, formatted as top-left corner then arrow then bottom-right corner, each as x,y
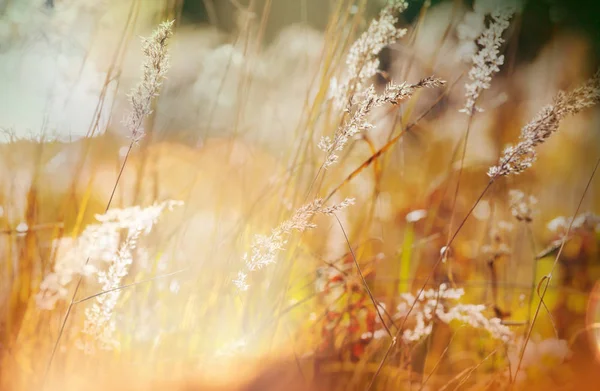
1,0 -> 600,390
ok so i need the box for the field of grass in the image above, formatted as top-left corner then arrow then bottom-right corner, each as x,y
1,1 -> 599,390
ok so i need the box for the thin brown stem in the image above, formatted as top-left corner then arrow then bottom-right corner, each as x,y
42,140 -> 136,388
394,178 -> 494,345
444,111 -> 476,282
333,214 -> 394,339
366,338 -> 397,391
72,268 -> 188,305
324,72 -> 463,203
450,349 -> 498,391
419,327 -> 464,391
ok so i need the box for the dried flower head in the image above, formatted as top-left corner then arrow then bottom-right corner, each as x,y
243,198 -> 355,272
123,20 -> 174,143
460,6 -> 515,115
329,1 -> 408,109
489,71 -> 600,177
232,271 -> 249,291
236,198 -> 354,290
537,213 -> 599,260
482,220 -> 513,257
320,77 -> 445,167
509,189 -> 538,222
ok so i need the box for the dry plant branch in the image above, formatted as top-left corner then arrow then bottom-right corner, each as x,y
324,73 -> 462,203
42,20 -> 174,388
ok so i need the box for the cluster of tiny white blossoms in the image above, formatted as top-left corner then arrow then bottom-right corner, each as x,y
460,6 -> 515,115
405,209 -> 428,223
76,200 -> 182,354
481,220 -> 513,258
232,270 -> 250,292
508,189 -> 538,223
394,284 -> 512,343
36,205 -> 163,310
78,234 -> 137,353
489,71 -> 600,177
36,200 -> 181,352
234,198 -> 355,291
507,337 -> 570,382
329,0 -> 409,110
320,77 -> 445,167
36,237 -> 98,310
455,0 -> 522,62
547,212 -> 600,237
456,9 -> 486,62
123,20 -> 174,144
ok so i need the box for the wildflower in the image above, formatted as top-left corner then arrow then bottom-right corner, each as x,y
547,213 -> 600,237
460,6 -> 515,115
481,243 -> 511,258
330,1 -> 409,109
547,216 -> 568,233
572,213 -> 600,231
489,71 -> 600,177
482,221 -> 513,257
497,220 -> 514,232
15,222 -> 28,234
395,284 -> 512,343
123,20 -> 174,143
508,189 -> 538,222
473,200 -> 491,220
406,209 -> 427,223
169,280 -> 180,294
233,271 -> 249,291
